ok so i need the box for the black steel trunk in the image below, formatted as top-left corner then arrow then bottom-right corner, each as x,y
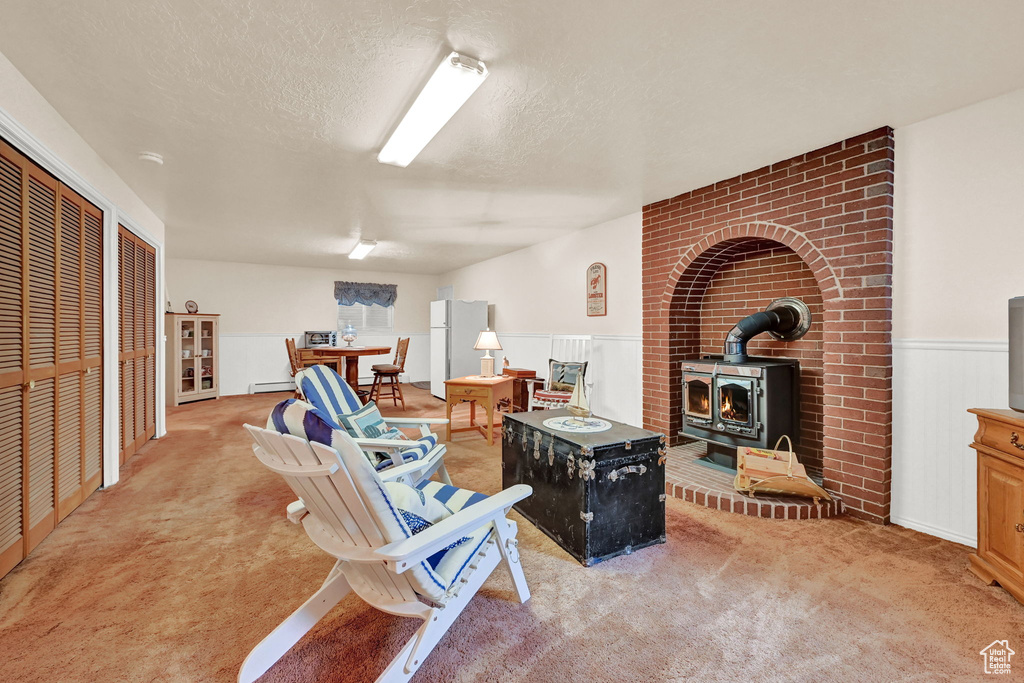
501,409 -> 666,566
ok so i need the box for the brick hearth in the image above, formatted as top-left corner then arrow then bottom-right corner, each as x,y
665,442 -> 843,519
642,127 -> 894,523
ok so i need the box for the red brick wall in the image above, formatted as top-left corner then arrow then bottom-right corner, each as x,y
642,128 -> 893,522
698,243 -> 825,472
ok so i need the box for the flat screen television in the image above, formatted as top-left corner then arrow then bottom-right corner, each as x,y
1012,297 -> 1024,412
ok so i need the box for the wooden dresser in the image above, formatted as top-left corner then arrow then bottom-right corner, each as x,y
502,367 -> 537,412
969,408 -> 1024,604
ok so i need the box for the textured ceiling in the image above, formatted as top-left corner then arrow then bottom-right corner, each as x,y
1,0 -> 1023,274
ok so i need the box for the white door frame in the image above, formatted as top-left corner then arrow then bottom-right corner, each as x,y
0,104 -> 165,489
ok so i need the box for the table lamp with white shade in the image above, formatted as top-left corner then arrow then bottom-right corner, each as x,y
474,329 -> 502,377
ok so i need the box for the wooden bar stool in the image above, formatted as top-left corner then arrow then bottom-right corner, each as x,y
369,337 -> 409,409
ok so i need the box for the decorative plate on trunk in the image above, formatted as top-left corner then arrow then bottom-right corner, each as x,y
543,416 -> 612,433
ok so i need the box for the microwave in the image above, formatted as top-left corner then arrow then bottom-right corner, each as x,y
305,330 -> 337,348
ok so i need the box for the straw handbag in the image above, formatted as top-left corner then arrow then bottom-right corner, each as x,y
734,435 -> 833,503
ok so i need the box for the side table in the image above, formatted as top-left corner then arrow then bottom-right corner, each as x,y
444,375 -> 513,445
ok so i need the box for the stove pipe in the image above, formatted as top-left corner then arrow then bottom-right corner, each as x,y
723,297 -> 812,363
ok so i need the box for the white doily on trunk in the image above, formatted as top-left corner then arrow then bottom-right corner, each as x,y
542,416 -> 613,433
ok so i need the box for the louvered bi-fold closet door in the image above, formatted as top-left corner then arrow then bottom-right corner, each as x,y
118,229 -> 135,463
118,226 -> 156,465
24,161 -> 58,554
55,187 -> 103,521
0,137 -> 104,579
0,141 -> 25,577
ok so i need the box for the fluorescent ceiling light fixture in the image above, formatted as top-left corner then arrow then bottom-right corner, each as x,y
348,239 -> 377,260
377,52 -> 489,167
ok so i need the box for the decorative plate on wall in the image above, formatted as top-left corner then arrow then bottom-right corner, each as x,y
185,300 -> 198,314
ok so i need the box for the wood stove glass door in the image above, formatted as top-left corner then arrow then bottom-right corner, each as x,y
717,377 -> 754,427
684,375 -> 712,419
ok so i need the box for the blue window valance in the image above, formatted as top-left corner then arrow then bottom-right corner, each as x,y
335,281 -> 398,307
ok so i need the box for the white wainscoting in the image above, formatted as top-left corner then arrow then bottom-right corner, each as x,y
216,331 -> 1004,544
218,332 -> 430,397
217,330 -> 645,426
891,339 -> 1009,547
495,333 -> 644,427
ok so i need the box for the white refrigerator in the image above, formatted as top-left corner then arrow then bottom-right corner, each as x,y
430,299 -> 488,398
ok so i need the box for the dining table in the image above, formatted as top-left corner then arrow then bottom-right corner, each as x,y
308,345 -> 391,394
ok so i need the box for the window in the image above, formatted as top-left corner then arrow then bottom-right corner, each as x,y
338,302 -> 394,334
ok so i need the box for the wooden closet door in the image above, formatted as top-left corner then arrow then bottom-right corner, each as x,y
54,187 -> 102,521
144,247 -> 155,439
118,229 -> 135,463
24,162 -> 58,554
133,239 -> 145,444
56,190 -> 82,519
117,226 -> 155,464
0,142 -> 24,577
0,136 -> 104,579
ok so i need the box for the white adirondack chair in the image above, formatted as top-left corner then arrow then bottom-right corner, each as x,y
240,423 -> 532,683
295,364 -> 452,486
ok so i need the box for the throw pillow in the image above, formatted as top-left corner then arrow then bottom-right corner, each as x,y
337,400 -> 407,441
383,481 -> 450,533
382,481 -> 471,554
548,358 -> 588,392
267,397 -> 345,446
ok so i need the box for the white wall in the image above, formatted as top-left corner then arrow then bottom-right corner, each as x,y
441,212 -> 643,336
166,259 -> 435,334
0,50 -> 163,242
439,212 -> 644,426
165,258 -> 439,393
894,87 -> 1024,341
892,86 -> 1024,545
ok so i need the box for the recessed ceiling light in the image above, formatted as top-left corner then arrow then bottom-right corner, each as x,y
377,52 -> 489,168
138,152 -> 164,165
348,239 -> 377,260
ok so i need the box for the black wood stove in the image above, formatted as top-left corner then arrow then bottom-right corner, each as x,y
681,297 -> 811,470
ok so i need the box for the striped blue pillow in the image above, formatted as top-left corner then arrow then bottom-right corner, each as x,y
337,401 -> 406,441
267,398 -> 342,445
266,398 -> 391,467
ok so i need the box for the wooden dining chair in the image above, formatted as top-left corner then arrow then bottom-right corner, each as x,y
285,338 -> 302,376
286,338 -> 338,378
370,337 -> 410,409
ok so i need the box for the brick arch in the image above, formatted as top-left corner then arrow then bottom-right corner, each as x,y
642,128 -> 894,522
661,233 -> 829,474
660,222 -> 842,312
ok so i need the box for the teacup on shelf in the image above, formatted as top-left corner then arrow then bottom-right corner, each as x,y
182,350 -> 191,359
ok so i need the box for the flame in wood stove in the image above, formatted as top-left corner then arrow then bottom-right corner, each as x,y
721,393 -> 736,421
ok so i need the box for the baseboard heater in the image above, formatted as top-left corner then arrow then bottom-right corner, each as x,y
248,380 -> 296,394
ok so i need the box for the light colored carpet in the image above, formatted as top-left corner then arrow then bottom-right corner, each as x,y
0,386 -> 1021,682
